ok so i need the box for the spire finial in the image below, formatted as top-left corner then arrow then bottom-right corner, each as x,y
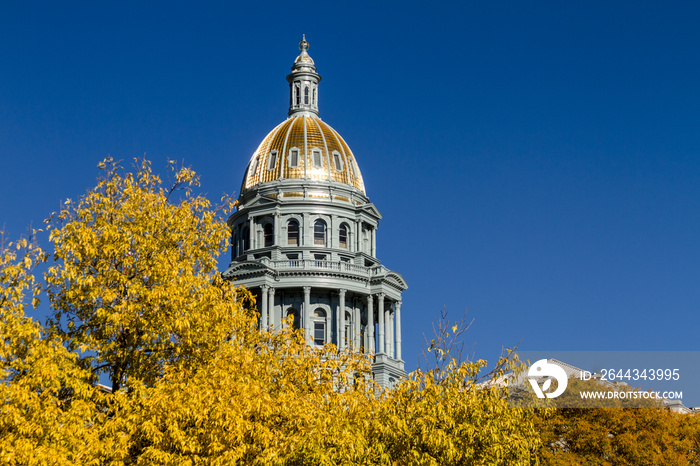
299,34 -> 309,52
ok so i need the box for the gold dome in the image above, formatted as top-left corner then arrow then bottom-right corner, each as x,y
241,115 -> 366,194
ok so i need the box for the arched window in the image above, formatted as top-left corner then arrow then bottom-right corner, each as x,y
313,308 -> 326,345
286,307 -> 300,330
304,86 -> 309,104
314,220 -> 326,246
339,224 -> 348,249
295,83 -> 300,105
287,220 -> 299,246
264,223 -> 273,247
242,226 -> 250,251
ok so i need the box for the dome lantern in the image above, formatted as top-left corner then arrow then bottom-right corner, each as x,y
287,35 -> 321,117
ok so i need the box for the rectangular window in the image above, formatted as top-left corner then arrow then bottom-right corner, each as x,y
314,322 -> 325,345
312,149 -> 322,168
267,151 -> 277,170
249,155 -> 259,175
333,152 -> 343,171
349,159 -> 357,177
289,148 -> 299,168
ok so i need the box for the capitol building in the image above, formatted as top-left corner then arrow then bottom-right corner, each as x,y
223,37 -> 407,387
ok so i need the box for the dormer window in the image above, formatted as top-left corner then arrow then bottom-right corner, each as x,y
249,155 -> 259,176
349,159 -> 358,178
267,150 -> 278,170
289,148 -> 299,168
312,149 -> 322,168
332,151 -> 343,171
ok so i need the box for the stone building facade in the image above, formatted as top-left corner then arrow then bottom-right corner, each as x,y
223,37 -> 406,387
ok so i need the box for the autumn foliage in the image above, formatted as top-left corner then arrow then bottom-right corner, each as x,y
1,158 -> 697,464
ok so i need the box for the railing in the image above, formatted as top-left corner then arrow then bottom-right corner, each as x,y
268,259 -> 383,277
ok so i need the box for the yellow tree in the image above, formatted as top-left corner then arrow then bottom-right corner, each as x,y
45,157 -> 241,392
122,325 -> 382,465
0,235 -> 126,464
535,378 -> 700,465
3,158 -> 546,464
371,358 -> 541,465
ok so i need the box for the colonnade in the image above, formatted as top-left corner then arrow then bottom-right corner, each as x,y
257,285 -> 402,361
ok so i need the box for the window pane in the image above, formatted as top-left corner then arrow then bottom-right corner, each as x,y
249,155 -> 259,175
264,223 -> 273,247
339,225 -> 347,248
314,322 -> 325,345
287,221 -> 299,245
290,149 -> 299,167
333,153 -> 342,171
314,221 -> 325,245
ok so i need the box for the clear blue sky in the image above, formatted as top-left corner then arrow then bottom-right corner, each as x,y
2,1 -> 699,390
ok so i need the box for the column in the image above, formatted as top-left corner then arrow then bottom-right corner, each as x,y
395,300 -> 402,360
387,310 -> 394,358
372,228 -> 377,256
354,305 -> 361,349
274,213 -> 280,246
303,286 -> 311,344
268,287 -> 275,330
367,295 -> 374,353
377,293 -> 385,353
260,285 -> 269,330
384,303 -> 391,357
303,213 -> 310,248
249,218 -> 255,250
338,289 -> 346,351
